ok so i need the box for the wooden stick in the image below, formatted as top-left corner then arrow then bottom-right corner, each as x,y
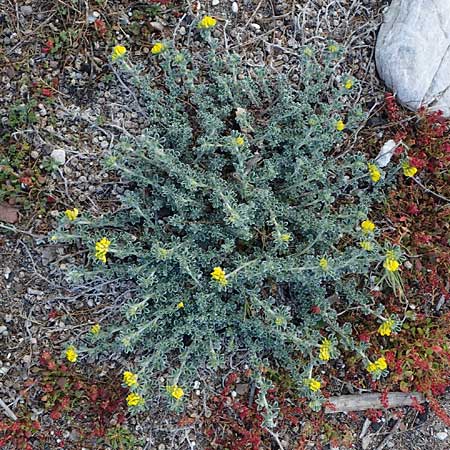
325,392 -> 425,414
0,399 -> 18,421
376,418 -> 402,450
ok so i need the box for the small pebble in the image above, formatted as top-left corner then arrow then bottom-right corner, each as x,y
20,5 -> 33,16
436,432 -> 448,441
50,149 -> 66,165
231,1 -> 238,13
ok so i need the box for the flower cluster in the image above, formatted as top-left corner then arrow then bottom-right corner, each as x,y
198,16 -> 216,29
65,346 -> 78,363
402,161 -> 418,177
167,385 -> 184,400
65,208 -> 79,221
319,258 -> 328,271
126,393 -> 144,406
383,251 -> 400,272
306,378 -> 321,392
319,338 -> 332,361
95,237 -> 111,263
111,45 -> 126,61
344,79 -> 353,89
366,356 -> 387,375
378,319 -> 395,336
234,136 -> 245,146
360,219 -> 375,234
123,371 -> 138,387
367,163 -> 381,183
211,267 -> 228,286
360,240 -> 373,251
335,120 -> 345,131
151,42 -> 165,55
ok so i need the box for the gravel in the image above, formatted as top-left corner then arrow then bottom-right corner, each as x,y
1,1 -> 450,449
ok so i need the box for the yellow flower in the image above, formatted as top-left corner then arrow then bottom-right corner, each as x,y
378,319 -> 395,336
65,208 -> 79,221
367,357 -> 388,373
368,163 -> 381,183
177,301 -> 184,309
90,323 -> 101,335
151,42 -> 165,55
167,385 -> 184,400
235,136 -> 245,146
306,378 -> 321,392
198,16 -> 217,29
275,316 -> 284,326
361,219 -> 375,234
304,48 -> 313,57
126,393 -> 144,407
319,257 -> 328,271
123,371 -> 138,387
280,233 -> 291,242
344,79 -> 353,89
95,237 -> 111,263
384,257 -> 400,272
211,267 -> 228,286
360,241 -> 373,251
112,45 -> 126,61
319,338 -> 332,361
402,161 -> 418,177
375,356 -> 387,370
335,120 -> 345,131
328,44 -> 339,53
65,346 -> 78,363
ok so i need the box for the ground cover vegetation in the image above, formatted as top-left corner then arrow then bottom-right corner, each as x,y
51,25 -> 409,425
2,3 -> 450,449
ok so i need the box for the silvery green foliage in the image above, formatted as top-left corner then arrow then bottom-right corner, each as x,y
56,43 -> 390,417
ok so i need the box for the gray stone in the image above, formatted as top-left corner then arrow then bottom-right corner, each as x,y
50,149 -> 66,165
20,5 -> 33,16
376,0 -> 450,116
436,432 -> 448,441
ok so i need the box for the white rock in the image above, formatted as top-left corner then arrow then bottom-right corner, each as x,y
50,149 -> 66,165
149,21 -> 165,32
375,139 -> 397,168
436,432 -> 448,441
212,0 -> 220,5
231,1 -> 238,13
376,0 -> 450,116
20,5 -> 33,16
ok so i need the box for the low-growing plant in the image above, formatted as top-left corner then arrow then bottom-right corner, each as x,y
0,417 -> 41,450
0,136 -> 47,209
7,99 -> 38,128
0,351 -> 140,450
53,33 -> 401,422
381,103 -> 450,306
202,370 -> 354,449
